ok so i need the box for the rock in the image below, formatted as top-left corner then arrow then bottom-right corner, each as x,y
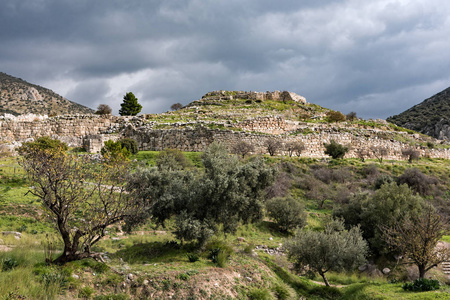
237,237 -> 246,243
358,264 -> 368,271
269,237 -> 273,241
382,268 -> 391,274
72,274 -> 79,279
143,279 -> 149,286
246,277 -> 252,282
127,273 -> 134,281
1,231 -> 21,239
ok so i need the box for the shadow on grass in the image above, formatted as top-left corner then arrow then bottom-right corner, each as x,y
112,241 -> 197,264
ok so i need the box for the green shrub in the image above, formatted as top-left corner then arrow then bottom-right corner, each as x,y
402,278 -> 440,292
247,287 -> 274,300
79,286 -> 95,298
119,138 -> 139,155
206,239 -> 233,267
187,253 -> 200,262
272,283 -> 292,300
94,294 -> 129,300
266,197 -> 307,232
324,140 -> 348,159
2,257 -> 19,271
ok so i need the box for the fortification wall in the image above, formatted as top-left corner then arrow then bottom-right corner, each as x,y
1,114 -> 449,160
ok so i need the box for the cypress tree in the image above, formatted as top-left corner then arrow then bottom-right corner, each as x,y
119,92 -> 142,116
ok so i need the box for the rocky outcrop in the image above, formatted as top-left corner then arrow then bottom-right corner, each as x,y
201,90 -> 307,104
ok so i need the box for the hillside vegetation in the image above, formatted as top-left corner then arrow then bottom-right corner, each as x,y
387,87 -> 450,140
0,72 -> 94,116
1,140 -> 449,299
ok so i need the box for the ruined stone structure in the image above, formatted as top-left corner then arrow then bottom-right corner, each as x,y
201,90 -> 307,104
1,109 -> 449,160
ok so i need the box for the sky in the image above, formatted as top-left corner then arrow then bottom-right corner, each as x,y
1,0 -> 449,119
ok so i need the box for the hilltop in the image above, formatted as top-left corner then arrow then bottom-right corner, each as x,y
387,86 -> 450,140
0,72 -> 94,116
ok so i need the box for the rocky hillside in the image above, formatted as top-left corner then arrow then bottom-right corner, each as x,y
387,87 -> 450,140
0,72 -> 94,116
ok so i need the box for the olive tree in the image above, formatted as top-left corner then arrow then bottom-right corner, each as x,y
19,138 -> 140,263
285,219 -> 368,286
127,143 -> 276,246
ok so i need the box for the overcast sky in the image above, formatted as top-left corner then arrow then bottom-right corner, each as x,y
1,0 -> 449,119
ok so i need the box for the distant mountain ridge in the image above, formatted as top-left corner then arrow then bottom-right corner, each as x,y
0,72 -> 94,116
387,87 -> 450,140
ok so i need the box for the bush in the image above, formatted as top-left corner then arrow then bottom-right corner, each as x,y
101,140 -> 130,160
266,197 -> 307,232
402,278 -> 440,292
95,104 -> 112,115
2,257 -> 19,271
374,174 -> 394,189
398,168 -> 438,196
326,111 -> 346,122
79,286 -> 95,298
119,138 -> 139,155
247,288 -> 274,300
324,140 -> 348,159
19,136 -> 68,153
187,253 -> 199,262
205,239 -> 233,267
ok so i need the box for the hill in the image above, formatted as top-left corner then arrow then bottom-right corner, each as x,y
0,72 -> 94,116
387,87 -> 450,140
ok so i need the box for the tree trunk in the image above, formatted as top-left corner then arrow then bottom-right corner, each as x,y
319,270 -> 330,287
418,264 -> 426,278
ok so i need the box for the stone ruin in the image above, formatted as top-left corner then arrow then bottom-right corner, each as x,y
201,90 -> 307,104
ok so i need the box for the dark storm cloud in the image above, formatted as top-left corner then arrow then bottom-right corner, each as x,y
1,0 -> 449,118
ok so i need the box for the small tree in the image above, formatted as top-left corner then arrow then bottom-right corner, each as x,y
170,103 -> 183,111
18,139 -> 140,263
326,111 -> 346,122
324,140 -> 348,159
285,219 -> 368,286
156,148 -> 192,171
119,138 -> 139,155
95,104 -> 112,115
265,138 -> 282,156
383,206 -> 450,278
232,140 -> 255,158
402,148 -> 420,163
346,111 -> 357,121
285,141 -> 305,157
371,146 -> 388,163
266,197 -> 307,232
119,92 -> 142,116
356,148 -> 369,162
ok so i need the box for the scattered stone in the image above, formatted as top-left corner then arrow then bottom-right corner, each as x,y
269,237 -> 273,241
72,274 -> 79,279
382,268 -> 391,274
1,232 -> 21,239
246,277 -> 252,282
127,273 -> 134,281
143,279 -> 149,286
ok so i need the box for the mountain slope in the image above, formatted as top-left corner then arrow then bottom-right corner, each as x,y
0,72 -> 94,116
387,87 -> 450,140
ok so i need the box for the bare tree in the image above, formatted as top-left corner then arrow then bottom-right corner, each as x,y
95,104 -> 112,115
346,111 -> 357,121
383,206 -> 450,278
402,148 -> 420,163
19,140 -> 141,263
285,141 -> 305,157
170,103 -> 183,111
265,138 -> 282,156
371,146 -> 388,163
356,148 -> 369,162
232,140 -> 255,158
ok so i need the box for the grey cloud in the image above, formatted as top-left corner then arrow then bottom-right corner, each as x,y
1,0 -> 450,119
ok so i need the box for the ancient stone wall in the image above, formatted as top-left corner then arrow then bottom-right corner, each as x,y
2,114 -> 450,160
202,90 -> 307,104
